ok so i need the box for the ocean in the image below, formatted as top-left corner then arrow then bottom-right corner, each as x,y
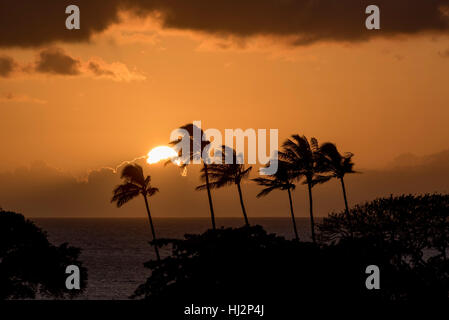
34,218 -> 315,300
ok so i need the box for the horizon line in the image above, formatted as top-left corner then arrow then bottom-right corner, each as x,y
29,216 -> 320,219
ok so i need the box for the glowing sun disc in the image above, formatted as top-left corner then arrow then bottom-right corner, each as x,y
147,146 -> 179,165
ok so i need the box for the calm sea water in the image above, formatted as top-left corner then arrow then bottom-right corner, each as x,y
34,218 -> 314,300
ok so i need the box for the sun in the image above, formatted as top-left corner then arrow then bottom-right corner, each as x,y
147,146 -> 179,165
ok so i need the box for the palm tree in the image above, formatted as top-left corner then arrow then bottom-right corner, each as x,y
280,135 -> 330,243
111,164 -> 160,261
197,146 -> 252,226
170,123 -> 216,230
253,159 -> 299,241
318,142 -> 356,216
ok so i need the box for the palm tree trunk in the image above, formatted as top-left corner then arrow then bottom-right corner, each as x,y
143,194 -> 160,261
203,163 -> 216,230
236,182 -> 249,226
340,177 -> 350,215
287,187 -> 299,241
340,177 -> 353,237
307,181 -> 316,243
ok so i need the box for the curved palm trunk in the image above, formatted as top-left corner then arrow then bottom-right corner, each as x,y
340,177 -> 350,215
236,182 -> 249,226
287,187 -> 299,241
203,163 -> 216,230
340,177 -> 353,237
307,181 -> 316,243
143,194 -> 161,261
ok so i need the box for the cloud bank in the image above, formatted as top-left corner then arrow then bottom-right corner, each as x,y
35,47 -> 81,75
0,47 -> 146,81
1,150 -> 449,218
0,56 -> 18,77
1,1 -> 449,48
0,92 -> 47,105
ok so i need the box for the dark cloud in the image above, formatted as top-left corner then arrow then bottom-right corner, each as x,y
1,1 -> 449,48
141,0 -> 449,44
0,48 -> 145,81
35,47 -> 81,75
438,48 -> 449,57
0,0 -> 123,48
88,61 -> 115,77
0,56 -> 17,77
0,92 -> 47,104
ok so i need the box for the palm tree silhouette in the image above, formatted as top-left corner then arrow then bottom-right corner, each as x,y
170,123 -> 216,230
197,146 -> 252,226
253,159 -> 299,241
111,164 -> 160,261
280,135 -> 330,243
318,142 -> 357,216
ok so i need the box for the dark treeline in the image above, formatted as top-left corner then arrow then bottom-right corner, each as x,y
134,194 -> 449,303
0,210 -> 87,299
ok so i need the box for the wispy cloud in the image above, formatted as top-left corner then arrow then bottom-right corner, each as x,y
1,47 -> 146,82
0,55 -> 18,77
438,48 -> 449,57
86,58 -> 146,82
0,92 -> 47,105
34,47 -> 81,75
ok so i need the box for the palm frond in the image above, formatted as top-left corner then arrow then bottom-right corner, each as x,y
146,187 -> 159,197
121,164 -> 146,187
319,142 -> 358,178
196,178 -> 230,190
170,123 -> 212,165
111,183 -> 141,207
252,160 -> 295,195
197,146 -> 252,190
255,185 -> 278,198
310,174 -> 332,187
310,137 -> 319,152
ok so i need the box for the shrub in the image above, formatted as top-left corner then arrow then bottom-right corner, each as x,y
0,210 -> 87,299
133,225 -> 445,303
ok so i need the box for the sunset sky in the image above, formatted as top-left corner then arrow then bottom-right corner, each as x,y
1,1 -> 449,218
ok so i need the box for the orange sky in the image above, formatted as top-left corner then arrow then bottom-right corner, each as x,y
1,2 -> 449,217
2,30 -> 449,173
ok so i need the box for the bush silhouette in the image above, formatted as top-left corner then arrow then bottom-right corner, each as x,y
132,227 -> 447,303
0,210 -> 87,299
133,195 -> 449,303
318,194 -> 449,301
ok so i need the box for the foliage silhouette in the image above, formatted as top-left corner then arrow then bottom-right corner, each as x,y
280,135 -> 330,243
253,159 -> 299,240
111,163 -> 161,261
170,123 -> 216,229
132,219 -> 449,303
318,194 -> 449,300
0,210 -> 87,300
197,146 -> 252,226
318,142 -> 357,217
318,194 -> 449,258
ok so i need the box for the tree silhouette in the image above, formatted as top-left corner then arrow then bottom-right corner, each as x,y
111,164 -> 160,261
197,146 -> 252,226
253,159 -> 299,241
170,123 -> 216,230
317,194 -> 449,301
280,135 -> 330,243
132,224 -> 449,303
318,142 -> 357,216
0,210 -> 87,299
